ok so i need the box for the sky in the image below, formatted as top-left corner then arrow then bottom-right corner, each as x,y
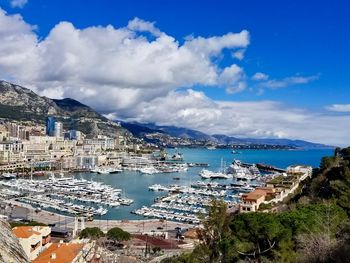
0,0 -> 349,146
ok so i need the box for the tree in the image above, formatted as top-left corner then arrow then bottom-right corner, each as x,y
79,227 -> 104,239
295,203 -> 348,263
195,199 -> 235,263
230,212 -> 285,262
107,227 -> 131,243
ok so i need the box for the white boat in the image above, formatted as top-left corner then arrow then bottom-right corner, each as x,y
199,169 -> 214,179
227,160 -> 257,180
1,173 -> 16,179
140,166 -> 160,174
149,184 -> 163,191
199,169 -> 231,179
199,158 -> 231,179
96,167 -> 122,174
95,206 -> 108,216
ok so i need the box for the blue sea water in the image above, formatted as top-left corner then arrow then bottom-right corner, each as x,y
73,148 -> 334,220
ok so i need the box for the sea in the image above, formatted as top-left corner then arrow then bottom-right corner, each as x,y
71,148 -> 334,220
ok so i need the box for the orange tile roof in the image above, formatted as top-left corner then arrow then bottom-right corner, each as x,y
33,243 -> 84,263
12,226 -> 41,239
242,189 -> 267,201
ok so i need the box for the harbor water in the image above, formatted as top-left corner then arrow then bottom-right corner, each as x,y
72,148 -> 333,220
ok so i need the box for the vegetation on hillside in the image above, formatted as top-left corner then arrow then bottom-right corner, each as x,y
163,147 -> 350,263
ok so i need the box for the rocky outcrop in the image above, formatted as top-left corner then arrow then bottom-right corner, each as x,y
0,220 -> 29,263
0,80 -> 129,138
0,80 -> 59,115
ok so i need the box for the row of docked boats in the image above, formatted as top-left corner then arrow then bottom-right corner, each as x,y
20,195 -> 109,216
132,206 -> 200,224
0,175 -> 133,217
148,184 -> 227,197
90,162 -> 189,175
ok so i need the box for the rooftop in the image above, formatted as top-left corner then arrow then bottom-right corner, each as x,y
242,189 -> 267,201
12,226 -> 41,239
32,243 -> 84,263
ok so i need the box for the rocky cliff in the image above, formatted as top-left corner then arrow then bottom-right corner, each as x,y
0,219 -> 29,263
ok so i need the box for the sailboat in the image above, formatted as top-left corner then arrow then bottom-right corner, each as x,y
199,158 -> 232,179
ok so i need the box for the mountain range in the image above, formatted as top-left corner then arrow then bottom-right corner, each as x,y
120,121 -> 333,149
0,80 -> 333,148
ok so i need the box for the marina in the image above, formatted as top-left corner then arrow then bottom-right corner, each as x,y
0,148 -> 332,222
0,175 -> 134,218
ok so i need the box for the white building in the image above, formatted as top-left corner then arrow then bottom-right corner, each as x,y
76,155 -> 98,169
12,226 -> 51,260
54,122 -> 63,137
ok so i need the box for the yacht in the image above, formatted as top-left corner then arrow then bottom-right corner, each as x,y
199,169 -> 231,179
0,173 -> 16,179
95,206 -> 108,216
140,166 -> 160,174
97,167 -> 122,174
227,160 -> 257,180
148,184 -> 163,191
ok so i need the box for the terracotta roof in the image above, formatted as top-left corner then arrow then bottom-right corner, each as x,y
242,189 -> 267,201
33,243 -> 84,263
12,226 -> 41,239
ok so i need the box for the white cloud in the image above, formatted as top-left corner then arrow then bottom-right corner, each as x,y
9,0 -> 28,8
127,17 -> 162,37
184,30 -> 249,56
326,104 -> 350,112
252,72 -> 269,81
121,89 -> 349,146
262,74 -> 319,89
0,9 -> 39,80
0,9 -> 249,112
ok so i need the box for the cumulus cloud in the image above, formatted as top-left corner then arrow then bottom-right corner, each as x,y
9,0 -> 28,8
0,8 -> 348,145
326,104 -> 350,112
120,89 -> 350,146
0,8 -> 249,111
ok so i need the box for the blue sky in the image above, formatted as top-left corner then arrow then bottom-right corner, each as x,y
0,0 -> 349,145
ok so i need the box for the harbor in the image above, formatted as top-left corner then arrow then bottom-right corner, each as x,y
0,148 -> 332,222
